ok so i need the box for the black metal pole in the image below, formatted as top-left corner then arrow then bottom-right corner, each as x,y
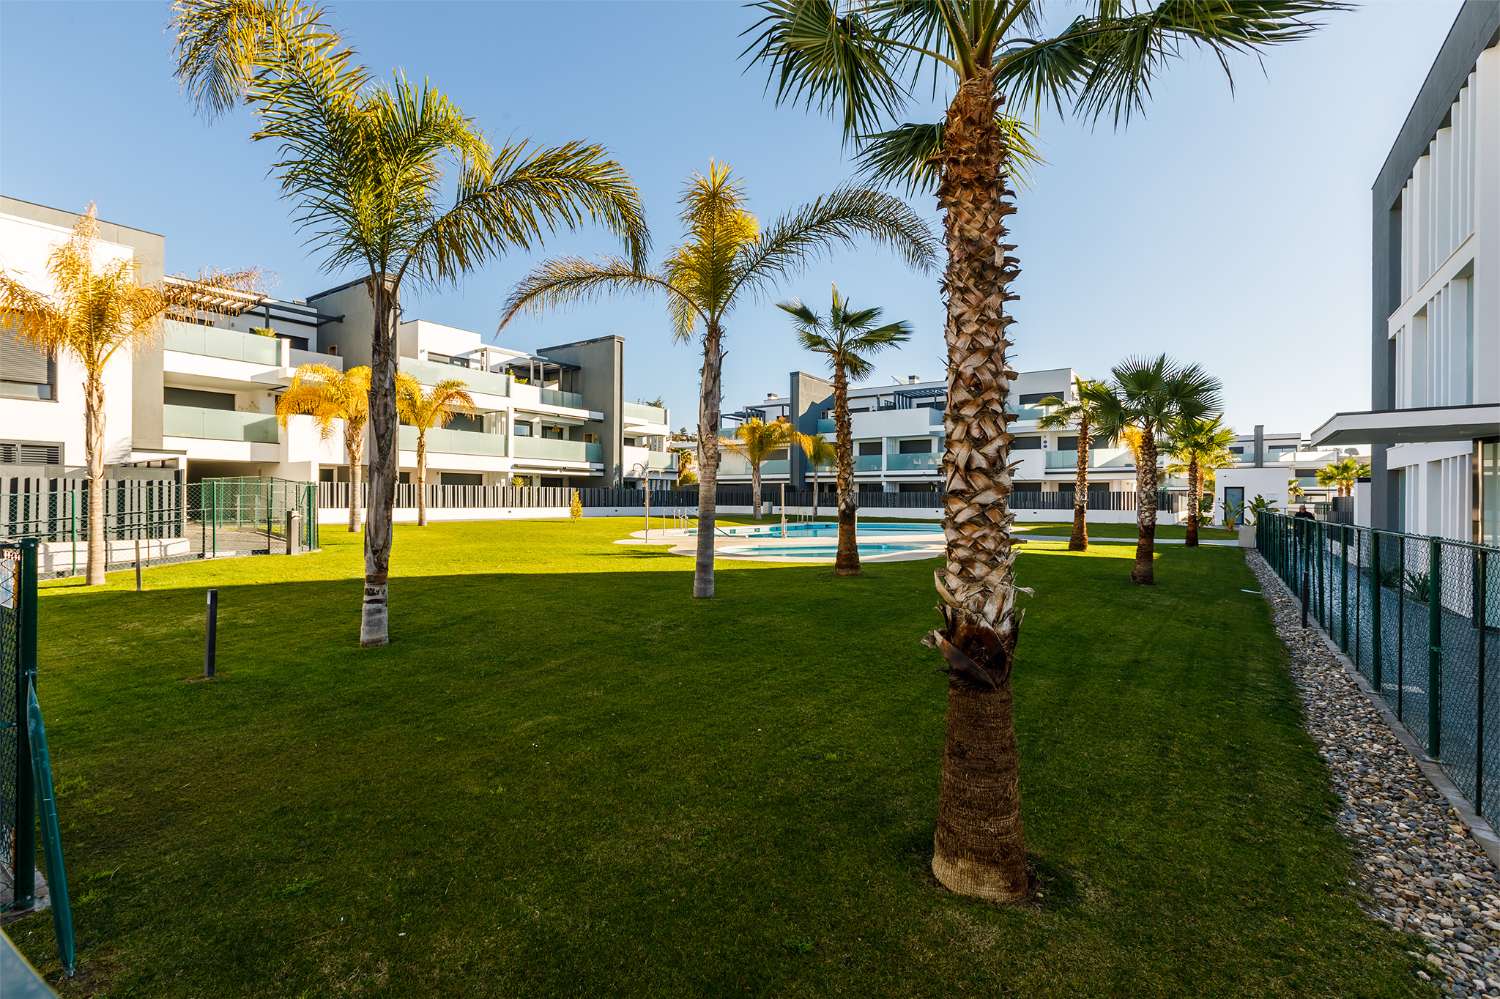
205,589 -> 218,679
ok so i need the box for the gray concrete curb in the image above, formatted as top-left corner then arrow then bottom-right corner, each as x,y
1251,551 -> 1500,870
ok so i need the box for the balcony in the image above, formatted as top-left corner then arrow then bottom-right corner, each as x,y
1006,404 -> 1048,422
1046,450 -> 1078,470
164,320 -> 281,365
887,451 -> 940,471
816,418 -> 835,435
855,454 -> 883,472
399,425 -> 507,457
542,387 -> 585,409
624,402 -> 667,424
163,404 -> 279,443
402,357 -> 510,398
513,437 -> 598,463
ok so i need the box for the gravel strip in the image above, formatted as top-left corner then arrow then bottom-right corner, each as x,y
1247,551 -> 1500,998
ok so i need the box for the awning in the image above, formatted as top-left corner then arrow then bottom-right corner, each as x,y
1310,404 -> 1500,446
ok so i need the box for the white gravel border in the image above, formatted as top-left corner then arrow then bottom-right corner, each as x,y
1248,551 -> 1500,998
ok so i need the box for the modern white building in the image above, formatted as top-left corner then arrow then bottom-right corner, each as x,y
0,198 -> 676,497
1212,426 -> 1371,520
1312,2 -> 1499,546
718,367 -> 1141,500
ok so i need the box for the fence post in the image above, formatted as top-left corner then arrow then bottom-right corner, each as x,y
1370,532 -> 1381,694
210,480 -> 218,559
1427,535 -> 1442,758
1353,527 -> 1363,672
13,537 -> 38,909
1475,548 -> 1487,817
69,490 -> 77,578
1397,533 -> 1406,723
1340,526 -> 1350,653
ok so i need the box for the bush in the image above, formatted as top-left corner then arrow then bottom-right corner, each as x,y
570,489 -> 582,521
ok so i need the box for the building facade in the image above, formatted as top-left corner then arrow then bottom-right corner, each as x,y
0,198 -> 675,493
1212,426 -> 1370,520
1313,2 -> 1500,546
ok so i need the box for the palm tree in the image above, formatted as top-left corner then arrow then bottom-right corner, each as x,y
1091,355 -> 1222,583
721,417 -> 798,520
172,0 -> 649,648
1037,376 -> 1107,551
1165,415 -> 1236,547
672,445 -> 698,486
1316,456 -> 1369,497
797,433 -> 837,521
396,376 -> 475,527
744,0 -> 1336,903
277,364 -> 371,532
779,286 -> 911,575
1287,478 -> 1306,501
500,162 -> 936,598
0,206 -> 256,585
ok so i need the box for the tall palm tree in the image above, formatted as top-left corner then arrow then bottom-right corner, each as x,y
721,417 -> 799,520
744,0 -> 1336,903
1165,415 -> 1236,547
277,363 -> 371,532
0,205 -> 256,585
396,375 -> 475,527
1091,355 -> 1222,582
1317,456 -> 1369,497
172,0 -> 648,647
1037,376 -> 1107,551
797,432 -> 837,521
501,162 -> 936,598
779,286 -> 911,575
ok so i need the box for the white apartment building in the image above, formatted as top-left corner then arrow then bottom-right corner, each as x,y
0,198 -> 676,495
1213,427 -> 1371,520
718,367 -> 1140,499
1313,3 -> 1499,546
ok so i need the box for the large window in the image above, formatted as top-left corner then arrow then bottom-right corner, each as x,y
897,439 -> 931,454
1,319 -> 54,400
1477,439 -> 1498,548
857,441 -> 881,456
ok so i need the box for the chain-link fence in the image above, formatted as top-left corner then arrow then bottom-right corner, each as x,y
2,476 -> 318,577
1257,513 -> 1498,823
1,540 -> 37,911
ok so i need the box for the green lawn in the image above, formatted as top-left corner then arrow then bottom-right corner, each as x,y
12,519 -> 1424,997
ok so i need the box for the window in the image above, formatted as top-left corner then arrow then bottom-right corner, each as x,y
1017,392 -> 1053,405
441,472 -> 483,487
1476,439 -> 1498,548
1011,436 -> 1041,451
1057,436 -> 1078,450
514,423 -> 533,437
897,439 -> 932,454
164,386 -> 236,410
857,441 -> 882,456
1,320 -> 54,400
446,412 -> 483,433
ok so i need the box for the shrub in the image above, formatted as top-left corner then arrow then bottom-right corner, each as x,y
570,489 -> 582,521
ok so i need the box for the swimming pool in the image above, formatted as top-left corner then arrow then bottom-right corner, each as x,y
719,541 -> 937,559
693,521 -> 942,538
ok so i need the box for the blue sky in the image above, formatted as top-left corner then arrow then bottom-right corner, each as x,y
0,0 -> 1465,433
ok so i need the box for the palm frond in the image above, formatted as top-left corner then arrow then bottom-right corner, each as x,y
856,115 -> 1041,195
499,256 -> 704,339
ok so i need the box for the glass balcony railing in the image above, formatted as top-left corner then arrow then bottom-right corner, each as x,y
513,437 -> 594,463
887,451 -> 940,471
758,459 -> 789,475
401,357 -> 510,398
624,402 -> 667,423
855,454 -> 883,472
1045,450 -> 1078,470
398,425 -> 507,457
163,404 -> 279,443
541,387 -> 585,409
816,418 -> 835,435
164,320 -> 281,365
1006,404 -> 1047,422
646,451 -> 676,470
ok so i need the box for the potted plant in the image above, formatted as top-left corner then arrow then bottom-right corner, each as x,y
1236,494 -> 1277,547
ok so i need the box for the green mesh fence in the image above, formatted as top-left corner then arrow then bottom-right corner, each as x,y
2,477 -> 318,576
1257,513 -> 1498,823
1,540 -> 37,913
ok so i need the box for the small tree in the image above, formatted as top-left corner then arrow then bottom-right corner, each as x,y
0,206 -> 256,585
395,375 -> 475,527
796,433 -> 837,521
1317,457 -> 1369,497
570,489 -> 583,521
1037,376 -> 1109,552
721,417 -> 798,520
277,364 -> 371,532
1165,415 -> 1237,547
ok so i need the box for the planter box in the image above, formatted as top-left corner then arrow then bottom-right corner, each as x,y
1237,525 -> 1257,548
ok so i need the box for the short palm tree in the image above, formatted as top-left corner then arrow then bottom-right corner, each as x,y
396,376 -> 475,527
1037,376 -> 1108,551
780,286 -> 912,575
1165,415 -> 1237,547
721,417 -> 799,520
0,205 -> 256,585
1317,457 -> 1370,497
797,433 -> 837,521
672,445 -> 698,486
276,364 -> 372,532
500,162 -> 936,598
745,0 -> 1336,904
1090,355 -> 1222,584
173,0 -> 648,647
1288,478 -> 1306,500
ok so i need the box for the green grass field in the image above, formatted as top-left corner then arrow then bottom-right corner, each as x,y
12,519 -> 1425,996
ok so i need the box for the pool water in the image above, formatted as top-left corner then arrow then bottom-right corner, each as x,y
722,542 -> 932,558
694,521 -> 942,538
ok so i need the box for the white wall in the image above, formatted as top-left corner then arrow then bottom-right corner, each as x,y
0,211 -> 137,466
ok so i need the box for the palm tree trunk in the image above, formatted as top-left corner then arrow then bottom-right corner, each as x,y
751,463 -> 762,520
416,434 -> 428,527
811,466 -> 819,521
1185,459 -> 1200,547
362,275 -> 399,647
1070,419 -> 1089,552
84,370 -> 106,586
1133,429 -> 1158,584
346,438 -> 362,533
926,70 -> 1028,904
832,365 -> 859,576
692,325 -> 723,599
